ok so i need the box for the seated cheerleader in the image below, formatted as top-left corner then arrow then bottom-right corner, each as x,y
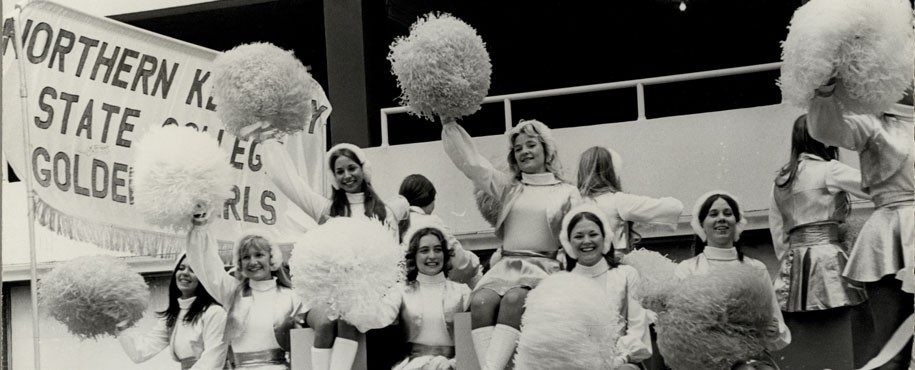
397,173 -> 482,287
382,218 -> 473,370
263,140 -> 401,368
560,204 -> 652,369
675,191 -> 791,352
185,212 -> 305,370
577,146 -> 684,256
441,118 -> 580,370
117,254 -> 228,369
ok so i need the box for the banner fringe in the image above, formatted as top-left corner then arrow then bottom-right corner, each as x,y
33,197 -> 185,257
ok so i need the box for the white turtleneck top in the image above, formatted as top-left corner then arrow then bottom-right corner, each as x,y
572,259 -> 652,362
674,246 -> 792,350
118,296 -> 228,369
413,273 -> 452,346
233,278 -> 283,352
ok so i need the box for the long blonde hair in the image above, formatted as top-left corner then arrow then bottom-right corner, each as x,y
506,120 -> 565,181
577,146 -> 622,197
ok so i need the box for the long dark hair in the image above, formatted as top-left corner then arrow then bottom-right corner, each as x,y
328,148 -> 388,221
404,228 -> 451,282
693,194 -> 744,262
397,174 -> 437,241
564,211 -> 619,271
158,255 -> 220,328
775,115 -> 839,188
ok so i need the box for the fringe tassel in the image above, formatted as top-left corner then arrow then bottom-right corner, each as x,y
33,197 -> 185,257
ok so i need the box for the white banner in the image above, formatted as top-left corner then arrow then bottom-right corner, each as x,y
2,1 -> 330,257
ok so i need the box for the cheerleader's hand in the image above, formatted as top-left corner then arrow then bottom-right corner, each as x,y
192,203 -> 213,226
114,319 -> 131,333
765,318 -> 780,339
815,76 -> 838,97
438,115 -> 457,125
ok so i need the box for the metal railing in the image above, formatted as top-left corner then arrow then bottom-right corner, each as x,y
379,62 -> 782,147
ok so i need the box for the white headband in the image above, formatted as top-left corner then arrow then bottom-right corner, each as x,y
689,190 -> 748,242
559,203 -> 614,259
326,143 -> 373,189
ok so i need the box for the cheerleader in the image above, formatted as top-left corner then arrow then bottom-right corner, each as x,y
560,204 -> 652,369
262,140 -> 401,369
441,118 -> 580,370
185,213 -> 305,369
381,219 -> 473,370
675,191 -> 791,352
577,146 -> 684,255
808,81 -> 914,368
397,174 -> 482,287
769,114 -> 868,312
117,254 -> 228,369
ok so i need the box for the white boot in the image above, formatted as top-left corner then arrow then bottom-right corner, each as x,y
484,324 -> 520,370
311,347 -> 332,370
471,326 -> 494,368
328,337 -> 359,370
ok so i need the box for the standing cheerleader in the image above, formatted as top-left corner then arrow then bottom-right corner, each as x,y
808,82 -> 914,368
769,115 -> 869,368
577,146 -> 684,255
117,254 -> 228,369
397,174 -> 482,286
185,213 -> 305,369
441,118 -> 580,369
560,204 -> 653,369
675,191 -> 791,352
382,219 -> 473,370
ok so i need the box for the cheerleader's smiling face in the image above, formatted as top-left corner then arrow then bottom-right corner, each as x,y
333,155 -> 365,194
513,133 -> 547,174
416,234 -> 445,276
702,198 -> 737,247
174,260 -> 199,298
570,218 -> 605,267
239,245 -> 273,281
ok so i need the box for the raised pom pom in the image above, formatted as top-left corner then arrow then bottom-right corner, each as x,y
780,0 -> 915,113
213,42 -> 324,139
656,264 -> 775,370
388,12 -> 492,121
289,217 -> 404,332
38,255 -> 150,340
134,125 -> 233,230
621,248 -> 678,312
515,272 -> 623,370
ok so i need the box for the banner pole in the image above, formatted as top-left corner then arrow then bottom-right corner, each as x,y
0,0 -> 6,364
11,2 -> 42,369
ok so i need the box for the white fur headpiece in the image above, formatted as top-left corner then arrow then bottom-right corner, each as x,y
559,203 -> 614,259
326,143 -> 373,189
690,190 -> 748,242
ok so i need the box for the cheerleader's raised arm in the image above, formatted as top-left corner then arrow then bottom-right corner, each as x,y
441,121 -> 512,200
807,83 -> 878,151
261,140 -> 331,222
184,221 -> 240,306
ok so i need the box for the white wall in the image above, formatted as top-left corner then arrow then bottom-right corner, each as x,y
10,275 -> 180,370
364,104 -> 860,236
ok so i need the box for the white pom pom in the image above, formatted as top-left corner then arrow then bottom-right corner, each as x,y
388,13 -> 492,121
621,248 -> 678,313
38,255 -> 150,340
656,264 -> 774,370
780,0 -> 915,113
213,42 -> 325,139
515,272 -> 622,370
134,125 -> 233,230
289,218 -> 404,331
